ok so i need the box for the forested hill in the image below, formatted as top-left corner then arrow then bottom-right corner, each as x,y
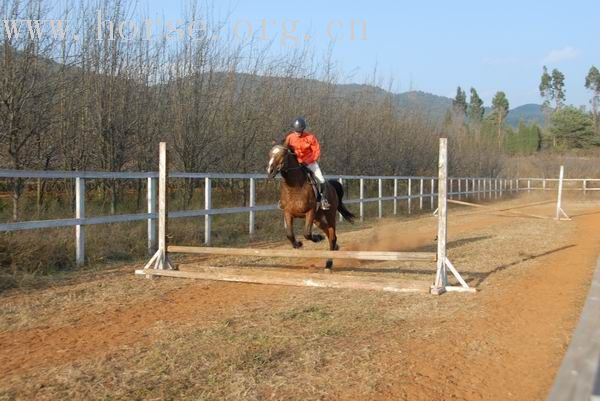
336,84 -> 544,127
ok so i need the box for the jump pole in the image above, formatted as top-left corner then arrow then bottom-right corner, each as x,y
137,139 -> 474,294
555,165 -> 571,221
140,142 -> 173,272
431,138 -> 474,294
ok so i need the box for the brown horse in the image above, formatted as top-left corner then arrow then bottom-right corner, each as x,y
267,145 -> 355,271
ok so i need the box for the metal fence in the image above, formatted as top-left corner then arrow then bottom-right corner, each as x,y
0,168 -> 598,266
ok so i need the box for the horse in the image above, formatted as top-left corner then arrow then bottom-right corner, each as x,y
266,145 -> 355,271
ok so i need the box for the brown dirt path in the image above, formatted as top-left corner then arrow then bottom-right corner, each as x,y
380,206 -> 600,400
0,199 -> 598,400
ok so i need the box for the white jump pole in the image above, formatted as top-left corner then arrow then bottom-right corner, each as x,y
432,138 -> 474,294
138,142 -> 174,274
433,139 -> 449,293
555,165 -> 571,221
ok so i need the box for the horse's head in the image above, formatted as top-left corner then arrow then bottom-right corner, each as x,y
267,145 -> 289,178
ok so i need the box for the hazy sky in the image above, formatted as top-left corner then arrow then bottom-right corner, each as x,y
142,0 -> 599,108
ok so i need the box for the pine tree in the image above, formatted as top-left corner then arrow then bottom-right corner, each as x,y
551,68 -> 566,109
468,88 -> 484,123
550,106 -> 595,148
585,66 -> 600,135
539,66 -> 567,147
491,91 -> 509,147
539,66 -> 553,108
452,86 -> 467,117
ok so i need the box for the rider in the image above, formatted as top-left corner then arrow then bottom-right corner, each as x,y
283,117 -> 330,210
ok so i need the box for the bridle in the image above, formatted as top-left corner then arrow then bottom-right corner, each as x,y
272,147 -> 304,175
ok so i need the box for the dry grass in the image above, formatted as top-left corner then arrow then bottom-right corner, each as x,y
0,195 -> 582,401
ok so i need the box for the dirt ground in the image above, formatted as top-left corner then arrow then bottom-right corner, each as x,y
0,194 -> 599,401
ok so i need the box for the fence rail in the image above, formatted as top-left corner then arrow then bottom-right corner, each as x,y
0,169 -> 597,265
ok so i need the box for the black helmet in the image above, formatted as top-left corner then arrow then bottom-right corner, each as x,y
291,117 -> 306,132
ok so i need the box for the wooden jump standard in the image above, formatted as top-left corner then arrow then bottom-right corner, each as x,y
136,138 -> 474,294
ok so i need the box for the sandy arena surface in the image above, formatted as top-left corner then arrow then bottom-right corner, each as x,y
0,194 -> 599,400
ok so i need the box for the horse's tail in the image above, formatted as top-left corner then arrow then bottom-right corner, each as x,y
328,180 -> 356,224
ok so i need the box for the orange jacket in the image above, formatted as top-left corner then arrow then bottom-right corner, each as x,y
285,131 -> 321,165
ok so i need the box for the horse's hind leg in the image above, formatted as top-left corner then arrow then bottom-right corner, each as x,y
284,212 -> 302,249
315,217 -> 338,272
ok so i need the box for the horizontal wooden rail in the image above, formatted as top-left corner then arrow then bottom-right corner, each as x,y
168,245 -> 437,262
135,266 -> 431,293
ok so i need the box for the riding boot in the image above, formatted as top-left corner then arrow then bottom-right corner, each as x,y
319,183 -> 330,210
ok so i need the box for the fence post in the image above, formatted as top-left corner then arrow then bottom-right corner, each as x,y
583,179 -> 587,196
528,179 -> 531,193
407,178 -> 412,215
478,179 -> 481,201
204,177 -> 212,245
393,178 -> 398,215
430,178 -> 434,209
449,179 -> 453,200
458,178 -> 462,200
378,178 -> 383,218
338,178 -> 344,222
419,178 -> 424,210
75,177 -> 85,267
147,177 -> 157,255
543,178 -> 546,191
249,177 -> 256,236
359,178 -> 364,222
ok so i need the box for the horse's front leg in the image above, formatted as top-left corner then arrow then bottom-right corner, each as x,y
303,209 -> 324,242
284,211 -> 303,248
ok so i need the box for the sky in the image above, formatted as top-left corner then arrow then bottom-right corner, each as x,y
140,0 -> 599,108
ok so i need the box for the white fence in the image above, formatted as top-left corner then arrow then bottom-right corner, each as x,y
0,169 -> 598,266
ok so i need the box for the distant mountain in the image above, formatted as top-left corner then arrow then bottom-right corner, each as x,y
389,89 -> 545,128
393,91 -> 453,119
184,74 -> 545,128
342,87 -> 545,127
505,104 -> 545,127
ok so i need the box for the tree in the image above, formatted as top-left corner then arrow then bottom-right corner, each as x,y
539,66 -> 567,147
468,88 -> 484,123
539,66 -> 566,110
585,66 -> 600,135
505,122 -> 542,154
539,66 -> 553,108
551,69 -> 566,109
452,86 -> 467,117
550,106 -> 595,148
491,91 -> 509,147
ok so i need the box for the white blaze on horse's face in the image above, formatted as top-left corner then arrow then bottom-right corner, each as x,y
267,146 -> 285,177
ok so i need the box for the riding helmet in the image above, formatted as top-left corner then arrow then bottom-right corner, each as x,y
291,117 -> 306,133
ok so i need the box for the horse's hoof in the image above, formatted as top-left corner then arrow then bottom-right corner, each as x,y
334,244 -> 340,251
293,241 -> 303,249
312,234 -> 324,242
325,260 -> 333,269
